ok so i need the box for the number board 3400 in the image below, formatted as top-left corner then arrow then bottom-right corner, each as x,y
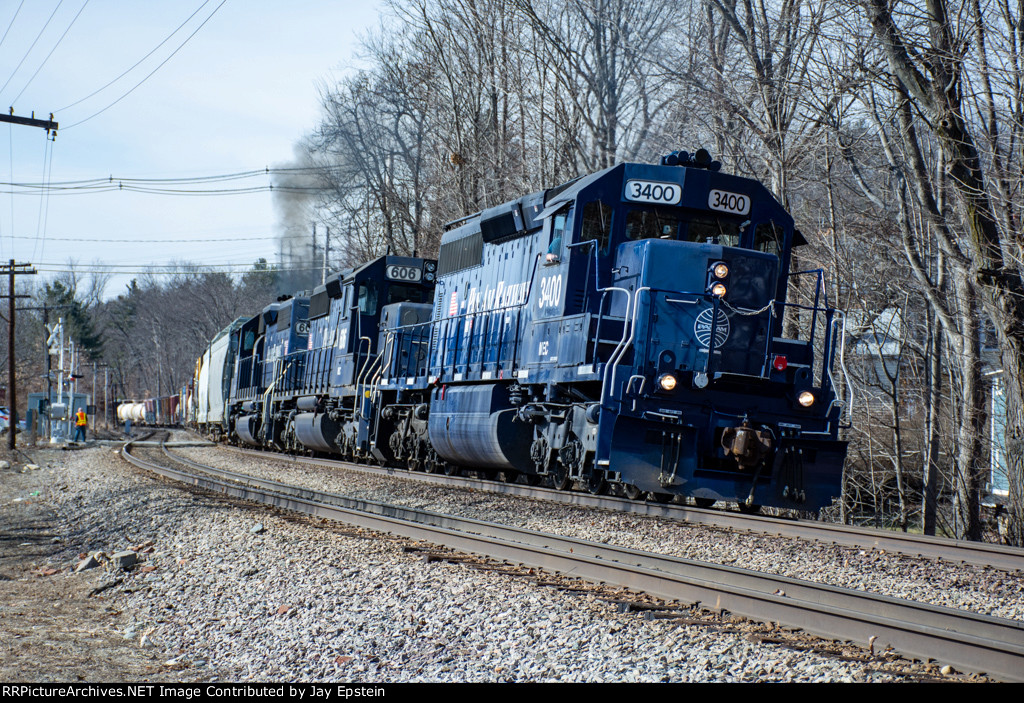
707,189 -> 750,215
624,180 -> 681,205
385,264 -> 422,282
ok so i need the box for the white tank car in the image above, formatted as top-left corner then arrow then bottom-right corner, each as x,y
117,402 -> 146,424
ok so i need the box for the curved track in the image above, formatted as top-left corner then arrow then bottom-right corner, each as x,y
220,443 -> 1024,573
121,436 -> 1024,682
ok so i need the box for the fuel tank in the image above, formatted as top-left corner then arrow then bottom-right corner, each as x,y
427,384 -> 532,472
293,412 -> 342,452
236,414 -> 261,446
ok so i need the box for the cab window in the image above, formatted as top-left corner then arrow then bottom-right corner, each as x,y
547,213 -> 567,259
684,216 -> 741,246
754,222 -> 784,258
357,281 -> 378,315
386,283 -> 424,305
625,208 -> 680,240
580,200 -> 613,254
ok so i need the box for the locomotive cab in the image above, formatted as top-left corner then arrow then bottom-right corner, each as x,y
289,254 -> 437,457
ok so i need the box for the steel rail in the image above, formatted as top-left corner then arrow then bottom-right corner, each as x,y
124,440 -> 1024,681
220,443 -> 1024,573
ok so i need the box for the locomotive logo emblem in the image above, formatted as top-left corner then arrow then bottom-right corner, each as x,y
694,308 -> 730,348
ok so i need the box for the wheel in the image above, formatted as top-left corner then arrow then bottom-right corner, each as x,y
498,470 -> 520,483
649,492 -> 673,503
443,463 -> 461,477
622,484 -> 643,500
585,470 -> 608,495
738,502 -> 762,515
693,497 -> 716,509
550,462 -> 572,491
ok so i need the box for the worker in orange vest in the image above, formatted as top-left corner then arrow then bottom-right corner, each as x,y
74,408 -> 88,442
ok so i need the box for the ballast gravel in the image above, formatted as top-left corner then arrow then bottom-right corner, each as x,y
10,440 -> 994,682
173,444 -> 1024,624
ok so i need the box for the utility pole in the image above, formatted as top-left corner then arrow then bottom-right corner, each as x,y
323,226 -> 329,285
2,261 -> 37,449
311,222 -> 317,290
0,110 -> 58,134
1,107 -> 56,449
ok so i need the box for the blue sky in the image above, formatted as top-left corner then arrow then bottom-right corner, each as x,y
0,0 -> 383,297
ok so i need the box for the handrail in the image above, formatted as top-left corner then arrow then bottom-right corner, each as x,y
601,286 -> 648,409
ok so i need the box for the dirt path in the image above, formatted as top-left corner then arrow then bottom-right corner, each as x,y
0,447 -> 197,682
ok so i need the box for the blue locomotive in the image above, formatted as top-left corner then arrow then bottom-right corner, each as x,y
202,150 -> 846,512
224,256 -> 438,456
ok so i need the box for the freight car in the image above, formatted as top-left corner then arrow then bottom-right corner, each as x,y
195,150 -> 847,512
117,394 -> 183,426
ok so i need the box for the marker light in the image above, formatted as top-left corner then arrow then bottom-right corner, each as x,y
773,355 -> 788,372
658,374 -> 677,391
712,262 -> 729,279
798,391 -> 816,407
710,282 -> 727,297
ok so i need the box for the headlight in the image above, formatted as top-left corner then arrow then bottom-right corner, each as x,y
798,391 -> 815,407
710,282 -> 727,297
425,262 -> 436,272
712,262 -> 729,279
425,272 -> 435,282
658,374 -> 677,391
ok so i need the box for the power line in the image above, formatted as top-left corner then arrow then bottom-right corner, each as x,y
11,0 -> 91,106
32,265 -> 330,276
56,0 -> 211,113
1,164 -> 338,188
0,0 -> 27,54
0,0 -> 65,101
34,135 -> 57,261
6,233 -> 312,243
0,184 -> 321,195
62,0 -> 229,131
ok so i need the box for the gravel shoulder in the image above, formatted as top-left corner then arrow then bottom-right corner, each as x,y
173,444 -> 1024,623
0,442 -> 990,682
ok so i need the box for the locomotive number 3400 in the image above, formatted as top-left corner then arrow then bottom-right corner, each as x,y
624,180 -> 681,205
707,189 -> 750,215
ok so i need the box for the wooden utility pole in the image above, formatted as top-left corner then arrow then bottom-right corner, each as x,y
3,261 -> 37,449
1,108 -> 56,449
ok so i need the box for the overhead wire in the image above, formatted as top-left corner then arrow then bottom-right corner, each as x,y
0,0 -> 27,54
62,0 -> 229,131
0,184 -> 322,196
34,134 -> 57,262
56,0 -> 211,113
2,164 -> 342,188
32,135 -> 52,261
11,0 -> 91,106
32,264 -> 330,276
0,0 -> 65,101
6,233 -> 313,243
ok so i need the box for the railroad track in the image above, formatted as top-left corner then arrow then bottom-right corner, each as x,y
215,442 -> 1024,573
121,436 -> 1024,682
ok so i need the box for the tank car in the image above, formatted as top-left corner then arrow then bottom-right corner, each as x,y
371,150 -> 847,511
